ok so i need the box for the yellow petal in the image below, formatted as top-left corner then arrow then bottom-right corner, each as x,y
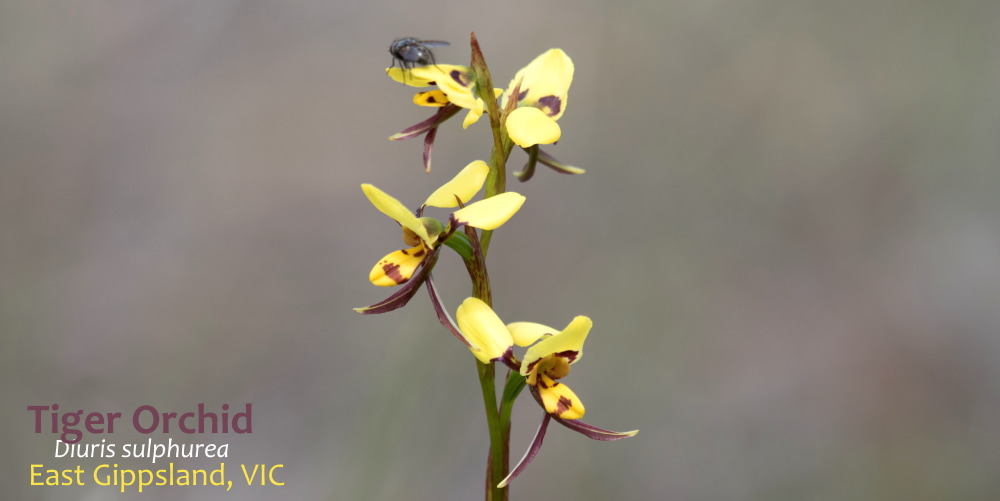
413,90 -> 449,107
451,192 -> 525,230
502,49 -> 574,120
456,297 -> 514,364
386,67 -> 436,87
412,65 -> 481,110
506,107 -> 561,147
361,184 -> 431,245
462,102 -> 485,129
424,160 -> 488,208
368,246 -> 428,286
506,321 -> 558,347
461,90 -> 502,129
537,374 -> 585,419
521,316 -> 591,376
410,64 -> 468,82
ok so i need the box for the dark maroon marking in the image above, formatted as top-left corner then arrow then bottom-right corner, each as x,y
450,69 -> 470,87
555,349 -> 578,363
518,89 -> 529,102
426,95 -> 439,104
381,261 -> 407,284
556,396 -> 573,416
525,360 -> 539,374
537,95 -> 562,116
537,378 -> 551,389
399,247 -> 427,258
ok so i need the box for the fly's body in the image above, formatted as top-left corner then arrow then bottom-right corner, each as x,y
389,38 -> 450,71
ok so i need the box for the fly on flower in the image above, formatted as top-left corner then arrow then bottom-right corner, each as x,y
389,38 -> 450,71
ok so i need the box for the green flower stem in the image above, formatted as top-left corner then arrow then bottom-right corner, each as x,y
498,370 -> 525,463
464,225 -> 492,307
476,360 -> 505,501
470,32 -> 515,259
469,230 -> 506,501
470,32 -> 511,501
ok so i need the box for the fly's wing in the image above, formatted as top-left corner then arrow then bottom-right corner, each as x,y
418,41 -> 450,48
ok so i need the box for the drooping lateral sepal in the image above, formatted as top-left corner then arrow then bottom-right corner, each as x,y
422,126 -> 437,173
553,414 -> 639,441
497,413 -> 551,488
515,144 -> 539,181
389,104 -> 462,141
516,147 -> 585,181
425,273 -> 472,347
388,105 -> 463,172
537,147 -> 585,175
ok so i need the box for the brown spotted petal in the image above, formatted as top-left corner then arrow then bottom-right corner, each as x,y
534,371 -> 584,419
501,49 -> 574,122
354,250 -> 439,314
368,245 -> 428,287
529,385 -> 638,441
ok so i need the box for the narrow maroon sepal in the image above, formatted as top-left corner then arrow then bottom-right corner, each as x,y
425,272 -> 472,347
389,104 -> 461,141
423,125 -> 438,173
498,413 -> 551,488
514,144 -> 538,182
537,148 -> 584,175
552,415 -> 638,441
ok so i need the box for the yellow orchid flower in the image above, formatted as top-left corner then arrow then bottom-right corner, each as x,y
501,315 -> 638,488
510,316 -> 590,419
355,161 -> 524,315
361,160 -> 523,288
501,49 -> 574,148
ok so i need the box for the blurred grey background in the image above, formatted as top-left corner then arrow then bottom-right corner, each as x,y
3,1 -> 999,500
